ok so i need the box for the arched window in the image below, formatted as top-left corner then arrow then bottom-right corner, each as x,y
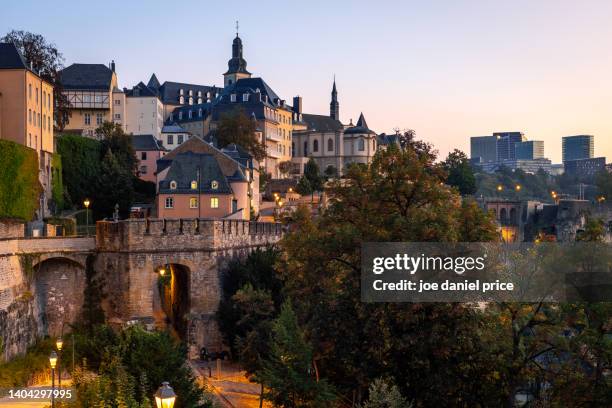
191,180 -> 198,190
500,208 -> 507,223
510,208 -> 517,224
358,139 -> 365,151
313,140 -> 319,152
179,96 -> 184,104
327,138 -> 334,152
292,142 -> 295,157
304,141 -> 308,156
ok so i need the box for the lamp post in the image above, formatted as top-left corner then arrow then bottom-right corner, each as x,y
55,338 -> 63,387
155,382 -> 177,408
49,351 -> 58,408
84,199 -> 91,236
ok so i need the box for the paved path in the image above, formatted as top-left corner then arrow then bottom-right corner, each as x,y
192,360 -> 271,408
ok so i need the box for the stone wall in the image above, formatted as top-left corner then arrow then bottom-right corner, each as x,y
0,221 -> 25,239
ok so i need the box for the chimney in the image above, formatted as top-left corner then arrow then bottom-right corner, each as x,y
111,60 -> 116,72
293,96 -> 302,114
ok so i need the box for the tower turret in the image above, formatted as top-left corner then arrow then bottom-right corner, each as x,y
223,23 -> 252,87
330,78 -> 339,121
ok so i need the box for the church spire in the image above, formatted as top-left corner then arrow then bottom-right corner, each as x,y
224,25 -> 252,87
330,76 -> 339,121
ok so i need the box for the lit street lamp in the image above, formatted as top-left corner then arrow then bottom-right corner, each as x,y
155,382 -> 177,408
515,184 -> 521,192
55,338 -> 63,387
49,351 -> 58,408
84,199 -> 91,236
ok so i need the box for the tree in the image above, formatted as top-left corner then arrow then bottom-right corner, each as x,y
257,301 -> 336,407
56,134 -> 102,209
360,378 -> 412,408
295,176 -> 312,196
97,121 -> 138,175
0,140 -> 42,221
96,149 -> 134,218
303,159 -> 322,192
324,165 -> 338,179
279,142 -> 503,405
443,149 -> 477,195
2,30 -> 71,130
279,161 -> 293,176
576,218 -> 606,242
216,108 -> 266,161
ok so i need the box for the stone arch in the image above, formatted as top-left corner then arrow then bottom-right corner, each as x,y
510,208 -> 517,224
500,208 -> 508,223
152,262 -> 191,340
34,256 -> 86,336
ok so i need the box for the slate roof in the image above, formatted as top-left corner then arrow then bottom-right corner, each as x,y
147,73 -> 161,90
224,77 -> 282,106
126,81 -> 158,97
221,143 -> 255,170
300,114 -> 343,132
59,63 -> 114,90
132,134 -> 166,151
169,102 -> 213,123
377,132 -> 400,146
159,152 -> 233,194
156,81 -> 223,105
344,112 -> 376,135
0,43 -> 28,69
161,123 -> 188,133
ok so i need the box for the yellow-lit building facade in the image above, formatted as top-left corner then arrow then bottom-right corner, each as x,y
0,42 -> 54,218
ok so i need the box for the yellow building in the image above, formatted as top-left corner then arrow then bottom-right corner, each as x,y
0,42 -> 54,217
59,61 -> 122,137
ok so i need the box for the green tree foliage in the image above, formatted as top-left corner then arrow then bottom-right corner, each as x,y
360,378 -> 412,408
303,158 -> 323,192
443,149 -> 476,195
476,166 -> 561,201
50,153 -> 65,213
324,165 -> 338,179
0,140 -> 42,221
79,254 -> 106,334
216,108 -> 266,161
295,176 -> 312,196
96,150 -> 134,218
56,134 -> 102,209
1,30 -> 71,130
576,218 -> 606,242
97,122 -> 138,175
257,301 -> 336,407
279,142 -> 503,405
595,170 -> 612,200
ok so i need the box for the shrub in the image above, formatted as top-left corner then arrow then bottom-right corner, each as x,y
0,140 -> 42,221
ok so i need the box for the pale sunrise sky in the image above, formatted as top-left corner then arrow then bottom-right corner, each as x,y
3,0 -> 612,163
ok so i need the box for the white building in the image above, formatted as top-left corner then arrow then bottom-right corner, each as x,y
160,123 -> 191,151
125,82 -> 164,138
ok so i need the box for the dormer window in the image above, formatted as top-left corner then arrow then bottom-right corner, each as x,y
189,90 -> 193,96
198,98 -> 202,104
170,181 -> 177,190
179,89 -> 184,95
231,94 -> 237,102
179,96 -> 184,104
189,97 -> 193,105
243,93 -> 249,102
211,180 -> 219,190
191,180 -> 198,190
197,91 -> 202,97
206,92 -> 210,98
178,112 -> 183,120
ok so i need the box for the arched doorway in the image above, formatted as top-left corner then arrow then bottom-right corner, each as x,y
153,263 -> 191,340
34,257 -> 85,336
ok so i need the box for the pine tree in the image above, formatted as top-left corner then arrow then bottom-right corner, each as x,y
257,301 -> 336,407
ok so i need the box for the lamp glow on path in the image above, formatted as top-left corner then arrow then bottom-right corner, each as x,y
155,382 -> 176,408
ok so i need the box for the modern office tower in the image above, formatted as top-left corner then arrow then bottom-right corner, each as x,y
515,140 -> 544,160
563,157 -> 606,177
562,135 -> 594,163
470,135 -> 498,163
494,131 -> 526,161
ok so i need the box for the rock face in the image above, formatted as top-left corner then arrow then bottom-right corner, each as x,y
0,219 -> 281,361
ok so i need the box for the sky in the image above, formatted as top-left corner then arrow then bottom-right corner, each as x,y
3,0 -> 612,162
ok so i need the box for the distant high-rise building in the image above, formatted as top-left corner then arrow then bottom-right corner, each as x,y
564,157 -> 605,177
562,135 -> 594,163
470,135 -> 498,163
515,140 -> 544,160
494,131 -> 525,161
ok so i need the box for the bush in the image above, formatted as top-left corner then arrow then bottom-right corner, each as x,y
0,140 -> 42,221
0,338 -> 55,387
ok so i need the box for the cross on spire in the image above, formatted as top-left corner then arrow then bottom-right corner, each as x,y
236,20 -> 239,37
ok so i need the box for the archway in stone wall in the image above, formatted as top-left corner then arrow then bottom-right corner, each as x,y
34,257 -> 86,337
153,263 -> 191,340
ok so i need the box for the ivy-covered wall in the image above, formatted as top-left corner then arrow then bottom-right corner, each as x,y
50,153 -> 64,212
0,141 -> 42,221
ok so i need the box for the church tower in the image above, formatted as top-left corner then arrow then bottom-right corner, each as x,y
330,78 -> 339,121
224,24 -> 251,87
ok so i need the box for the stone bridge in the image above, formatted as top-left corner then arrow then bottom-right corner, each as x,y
0,219 -> 281,360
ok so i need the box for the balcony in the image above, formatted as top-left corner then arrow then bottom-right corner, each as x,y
266,147 -> 282,159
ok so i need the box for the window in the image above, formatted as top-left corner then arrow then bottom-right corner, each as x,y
94,95 -> 102,103
190,197 -> 198,208
198,98 -> 202,104
210,197 -> 219,209
96,113 -> 103,125
179,96 -> 184,104
167,135 -> 174,145
28,109 -> 32,124
189,89 -> 193,96
191,180 -> 198,190
28,84 -> 32,99
328,138 -> 334,152
165,197 -> 174,208
211,180 -> 218,190
358,139 -> 365,151
178,135 -> 184,144
141,152 -> 147,160
198,108 -> 202,117
169,180 -> 177,189
114,113 -> 121,119
115,99 -> 121,105
178,112 -> 183,120
313,140 -> 319,152
189,97 -> 193,105
188,110 -> 192,119
292,142 -> 295,157
84,113 -> 91,125
83,95 -> 91,103
140,165 -> 147,174
230,94 -> 237,102
179,89 -> 184,95
304,141 -> 308,156
35,88 -> 38,103
243,93 -> 249,102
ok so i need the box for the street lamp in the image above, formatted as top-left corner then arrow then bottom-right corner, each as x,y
515,184 -> 521,192
49,351 -> 58,408
55,338 -> 63,387
159,267 -> 166,276
155,382 -> 177,408
496,185 -> 503,192
84,199 -> 91,236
